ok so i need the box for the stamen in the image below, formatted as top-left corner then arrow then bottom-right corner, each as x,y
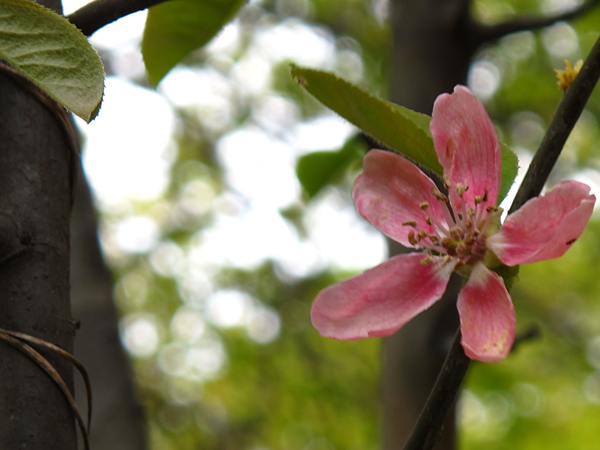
408,231 -> 418,246
455,184 -> 468,197
443,174 -> 451,189
449,227 -> 461,241
421,256 -> 434,265
425,216 -> 432,226
402,220 -> 417,227
420,201 -> 429,210
432,188 -> 448,202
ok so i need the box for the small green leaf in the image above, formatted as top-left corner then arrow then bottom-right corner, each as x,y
291,66 -> 519,205
291,66 -> 442,174
297,137 -> 365,199
499,141 -> 519,203
0,0 -> 104,122
142,0 -> 246,85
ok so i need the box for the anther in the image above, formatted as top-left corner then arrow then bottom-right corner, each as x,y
421,256 -> 434,265
456,184 -> 468,197
443,174 -> 451,188
449,227 -> 462,241
425,216 -> 432,226
486,205 -> 499,213
419,202 -> 429,210
402,220 -> 417,227
456,242 -> 468,256
467,208 -> 476,216
432,189 -> 448,202
408,231 -> 418,246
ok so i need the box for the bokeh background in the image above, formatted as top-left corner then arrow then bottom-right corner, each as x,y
65,0 -> 600,448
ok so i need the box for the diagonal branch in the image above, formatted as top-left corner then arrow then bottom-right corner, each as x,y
67,0 -> 172,37
470,0 -> 600,44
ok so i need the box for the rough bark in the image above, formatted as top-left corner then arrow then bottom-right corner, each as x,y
0,58 -> 77,448
70,167 -> 148,450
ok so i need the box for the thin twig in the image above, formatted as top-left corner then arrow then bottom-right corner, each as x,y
0,332 -> 90,450
402,26 -> 600,450
471,0 -> 600,44
68,0 -> 172,36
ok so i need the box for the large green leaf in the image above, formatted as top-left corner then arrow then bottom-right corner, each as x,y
142,0 -> 246,85
291,66 -> 442,173
291,66 -> 519,203
0,0 -> 104,122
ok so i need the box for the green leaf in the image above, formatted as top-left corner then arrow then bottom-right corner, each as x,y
291,66 -> 442,174
297,137 -> 365,199
142,0 -> 246,85
291,66 -> 519,205
499,141 -> 519,203
0,0 -> 104,122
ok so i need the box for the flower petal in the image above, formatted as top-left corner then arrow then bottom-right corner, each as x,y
487,180 -> 596,266
311,253 -> 455,340
430,86 -> 501,209
353,149 -> 450,247
457,263 -> 515,362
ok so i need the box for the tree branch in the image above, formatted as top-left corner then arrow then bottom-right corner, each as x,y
471,0 -> 600,44
67,0 -> 171,37
402,27 -> 600,450
402,330 -> 470,450
509,32 -> 600,213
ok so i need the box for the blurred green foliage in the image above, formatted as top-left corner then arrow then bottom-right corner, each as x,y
100,0 -> 600,449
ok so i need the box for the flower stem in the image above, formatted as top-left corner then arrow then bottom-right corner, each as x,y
402,30 -> 600,450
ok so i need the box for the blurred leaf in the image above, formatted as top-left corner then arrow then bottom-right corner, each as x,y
291,66 -> 519,202
142,0 -> 246,85
500,141 -> 518,203
0,0 -> 104,122
297,137 -> 364,199
291,65 -> 442,173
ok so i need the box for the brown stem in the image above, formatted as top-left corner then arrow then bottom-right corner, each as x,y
68,0 -> 172,36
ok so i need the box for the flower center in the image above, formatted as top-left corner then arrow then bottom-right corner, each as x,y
402,183 -> 500,268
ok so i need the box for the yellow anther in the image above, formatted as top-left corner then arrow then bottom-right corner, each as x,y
442,255 -> 454,266
402,220 -> 417,227
456,183 -> 469,197
486,205 -> 499,213
429,235 -> 438,243
418,231 -> 427,240
425,216 -> 432,225
419,201 -> 430,210
467,208 -> 476,216
443,174 -> 451,189
421,256 -> 434,265
432,188 -> 448,202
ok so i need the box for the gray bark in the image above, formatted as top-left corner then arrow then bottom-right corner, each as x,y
0,60 -> 77,448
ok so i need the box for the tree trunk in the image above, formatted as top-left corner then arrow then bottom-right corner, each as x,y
0,37 -> 78,450
71,167 -> 148,450
382,1 -> 476,449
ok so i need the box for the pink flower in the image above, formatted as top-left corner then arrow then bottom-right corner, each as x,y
310,85 -> 596,362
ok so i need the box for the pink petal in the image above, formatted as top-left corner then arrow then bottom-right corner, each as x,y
457,263 -> 515,362
353,149 -> 450,247
311,253 -> 455,340
487,180 -> 595,266
430,86 -> 501,209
